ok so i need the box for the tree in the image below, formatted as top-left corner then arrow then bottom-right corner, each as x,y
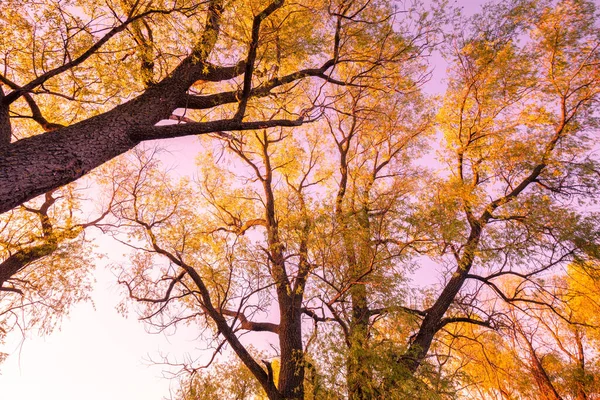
0,0 -> 437,355
58,1 -> 435,398
109,138 -> 321,398
106,92 -> 424,398
103,19 -> 433,395
437,264 -> 600,399
4,1 -> 600,399
106,2 -> 600,398
306,84 -> 432,398
0,0 -> 435,213
396,0 -> 600,377
0,182 -> 107,343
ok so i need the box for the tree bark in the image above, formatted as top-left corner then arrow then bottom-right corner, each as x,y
0,0 -> 341,214
0,44 -> 240,211
0,87 -> 11,149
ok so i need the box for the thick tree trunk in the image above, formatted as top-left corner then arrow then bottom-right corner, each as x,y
0,66 -> 193,213
0,0 -> 345,214
0,28 -> 269,215
277,294 -> 305,399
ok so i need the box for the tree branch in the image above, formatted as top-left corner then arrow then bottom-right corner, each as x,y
301,307 -> 335,323
119,271 -> 187,304
220,308 -> 280,334
129,118 -> 306,141
1,71 -> 65,132
233,0 -> 285,121
369,305 -> 427,317
0,286 -> 24,295
179,61 -> 337,110
438,316 -> 493,330
137,224 -> 280,398
3,7 -> 186,106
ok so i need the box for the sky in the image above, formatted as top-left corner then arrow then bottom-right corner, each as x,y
0,137 -> 205,400
0,1 -> 488,399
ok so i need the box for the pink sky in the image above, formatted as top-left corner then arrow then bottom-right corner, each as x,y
0,138 -> 205,400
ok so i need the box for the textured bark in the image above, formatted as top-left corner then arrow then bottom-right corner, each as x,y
277,296 -> 305,399
0,87 -> 11,149
0,0 -> 343,215
263,167 -> 305,399
0,44 -> 238,213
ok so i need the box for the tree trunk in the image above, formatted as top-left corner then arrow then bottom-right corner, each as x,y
263,158 -> 305,399
529,349 -> 563,400
277,293 -> 305,399
345,206 -> 375,399
0,66 -> 193,213
346,283 -> 372,400
574,329 -> 588,400
402,224 -> 482,373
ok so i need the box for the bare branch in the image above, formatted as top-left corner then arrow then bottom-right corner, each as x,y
129,117 -> 307,141
233,0 -> 285,121
219,308 -> 280,334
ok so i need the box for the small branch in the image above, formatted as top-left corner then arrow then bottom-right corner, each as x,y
119,271 -> 187,304
0,74 -> 64,131
4,7 -> 185,105
301,307 -> 335,323
210,218 -> 267,235
0,286 -> 24,295
262,359 -> 275,387
369,305 -> 427,317
219,308 -> 280,334
438,316 -> 493,330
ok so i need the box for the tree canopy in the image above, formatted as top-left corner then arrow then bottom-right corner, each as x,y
0,0 -> 434,212
1,0 -> 600,399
